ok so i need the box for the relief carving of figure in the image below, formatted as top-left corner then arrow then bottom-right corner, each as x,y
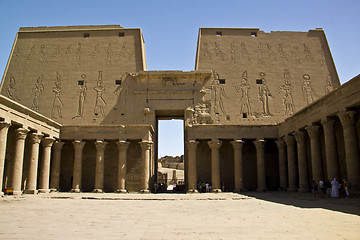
267,43 -> 276,61
211,71 -> 227,115
234,71 -> 252,116
278,43 -> 288,60
302,74 -> 317,105
91,44 -> 100,58
107,43 -> 112,64
325,75 -> 334,94
230,42 -> 236,63
303,43 -> 312,60
194,103 -> 212,124
202,42 -> 212,60
40,45 -> 46,63
292,46 -> 301,65
76,43 -> 81,63
73,74 -> 87,119
51,73 -> 64,119
94,71 -> 106,117
6,76 -> 20,100
31,75 -> 45,112
258,72 -> 272,116
27,45 -> 35,59
214,42 -> 223,59
278,69 -> 295,116
257,43 -> 264,64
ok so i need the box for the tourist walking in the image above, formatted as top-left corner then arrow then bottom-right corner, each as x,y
312,180 -> 318,197
331,178 -> 339,198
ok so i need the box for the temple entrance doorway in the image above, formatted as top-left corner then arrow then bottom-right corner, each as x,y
156,113 -> 185,193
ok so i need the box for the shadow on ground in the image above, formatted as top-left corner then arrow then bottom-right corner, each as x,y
243,191 -> 360,216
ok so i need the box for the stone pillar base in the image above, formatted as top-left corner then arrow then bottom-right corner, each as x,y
233,188 -> 243,193
140,189 -> 150,194
287,187 -> 297,192
50,188 -> 58,193
13,190 -> 22,196
115,189 -> 128,193
211,189 -> 222,193
38,189 -> 50,193
187,189 -> 199,193
92,189 -> 103,193
24,189 -> 38,194
257,188 -> 266,192
71,189 -> 81,193
298,188 -> 310,193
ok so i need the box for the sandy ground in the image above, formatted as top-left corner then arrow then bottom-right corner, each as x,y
0,192 -> 359,240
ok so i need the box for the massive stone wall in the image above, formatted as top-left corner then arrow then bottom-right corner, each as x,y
0,25 -> 146,125
195,28 -> 340,125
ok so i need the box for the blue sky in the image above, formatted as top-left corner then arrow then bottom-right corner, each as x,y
0,0 -> 359,156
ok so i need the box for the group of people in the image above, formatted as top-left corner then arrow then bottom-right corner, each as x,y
312,178 -> 351,198
197,181 -> 212,193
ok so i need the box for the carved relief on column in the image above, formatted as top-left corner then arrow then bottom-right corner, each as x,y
186,140 -> 199,193
321,118 -> 339,180
275,139 -> 287,191
305,125 -> 323,182
231,139 -> 244,192
116,140 -> 130,193
0,122 -> 10,196
208,139 -> 222,192
139,140 -> 153,193
71,140 -> 86,193
25,133 -> 43,194
50,141 -> 64,192
93,140 -> 108,193
10,128 -> 29,195
294,131 -> 309,192
284,135 -> 297,191
38,137 -> 55,193
338,111 -> 360,189
254,139 -> 266,192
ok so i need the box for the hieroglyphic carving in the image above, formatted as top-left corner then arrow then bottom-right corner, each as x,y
320,44 -> 326,67
14,47 -> 21,63
325,75 -> 335,94
40,45 -> 46,63
120,43 -> 127,57
6,76 -> 20,100
234,71 -> 252,116
27,45 -> 35,60
31,75 -> 44,112
51,73 -> 64,119
114,73 -> 128,114
53,45 -> 60,59
106,43 -> 112,64
292,46 -> 301,65
214,42 -> 224,59
278,69 -> 295,116
266,43 -> 276,61
65,45 -> 71,56
202,42 -> 212,60
258,72 -> 272,116
303,43 -> 313,61
240,42 -> 250,62
230,42 -> 236,63
94,71 -> 106,117
278,43 -> 288,60
211,72 -> 227,115
91,44 -> 100,58
73,74 -> 87,119
76,43 -> 81,63
257,43 -> 264,64
302,74 -> 317,105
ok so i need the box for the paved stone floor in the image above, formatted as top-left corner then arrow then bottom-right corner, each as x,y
0,192 -> 359,240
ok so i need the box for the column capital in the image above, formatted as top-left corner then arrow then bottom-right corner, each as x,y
208,139 -> 222,149
321,118 -> 336,128
338,111 -> 357,130
0,121 -> 11,130
139,140 -> 153,151
117,140 -> 130,150
15,128 -> 29,140
42,137 -> 55,148
253,139 -> 266,149
293,131 -> 306,144
95,140 -> 108,151
305,125 -> 321,139
30,133 -> 43,144
231,139 -> 244,150
53,141 -> 65,151
73,140 -> 85,150
186,140 -> 199,150
283,135 -> 296,146
275,139 -> 285,150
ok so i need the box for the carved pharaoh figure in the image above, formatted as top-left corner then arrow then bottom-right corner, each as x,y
302,74 -> 317,105
325,75 -> 335,94
73,74 -> 87,119
258,72 -> 272,116
31,75 -> 45,112
51,73 -> 64,119
210,72 -> 227,115
278,69 -> 295,116
6,76 -> 20,100
234,71 -> 252,116
94,71 -> 106,117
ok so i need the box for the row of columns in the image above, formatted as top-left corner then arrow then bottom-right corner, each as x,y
0,122 -> 62,196
70,139 -> 153,193
186,138 -> 268,193
280,111 -> 360,191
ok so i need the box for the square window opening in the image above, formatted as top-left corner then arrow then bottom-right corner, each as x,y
219,79 -> 226,84
84,33 -> 90,38
216,31 -> 222,36
242,113 -> 247,118
78,80 -> 84,86
115,80 -> 122,85
119,32 -> 125,37
256,79 -> 263,84
251,32 -> 257,37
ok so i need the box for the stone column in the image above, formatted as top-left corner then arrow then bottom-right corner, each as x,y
231,139 -> 244,192
294,131 -> 309,192
186,140 -> 199,193
25,133 -> 43,194
71,140 -> 85,193
38,137 -> 55,193
254,140 -> 266,192
10,128 -> 29,195
284,135 -> 297,191
49,141 -> 64,192
116,140 -> 130,193
93,140 -> 108,193
0,122 -> 10,196
338,111 -> 360,189
208,139 -> 222,192
306,125 -> 323,182
276,139 -> 287,190
321,118 -> 339,180
139,140 -> 153,193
